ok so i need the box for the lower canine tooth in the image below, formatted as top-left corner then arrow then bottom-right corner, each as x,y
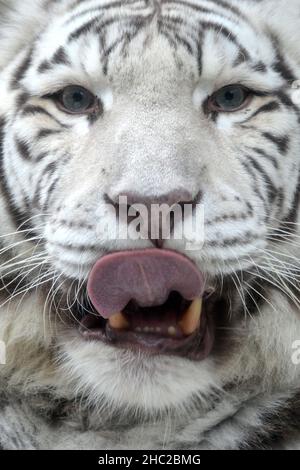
108,312 -> 129,330
179,298 -> 202,336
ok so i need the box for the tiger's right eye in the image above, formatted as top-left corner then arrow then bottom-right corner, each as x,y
56,85 -> 97,114
207,85 -> 252,113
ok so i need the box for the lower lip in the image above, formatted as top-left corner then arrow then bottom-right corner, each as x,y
78,309 -> 215,361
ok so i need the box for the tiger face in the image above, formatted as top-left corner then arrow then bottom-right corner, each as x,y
1,0 -> 300,422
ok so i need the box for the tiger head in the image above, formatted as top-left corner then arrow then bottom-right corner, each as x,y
0,0 -> 300,429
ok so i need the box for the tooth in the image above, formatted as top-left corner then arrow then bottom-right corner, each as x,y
108,312 -> 129,330
179,298 -> 202,336
168,326 -> 177,336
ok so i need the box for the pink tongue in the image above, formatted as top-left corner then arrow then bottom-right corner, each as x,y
87,249 -> 204,319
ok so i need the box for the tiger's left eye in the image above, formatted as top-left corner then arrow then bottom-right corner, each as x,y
208,85 -> 252,112
57,85 -> 97,114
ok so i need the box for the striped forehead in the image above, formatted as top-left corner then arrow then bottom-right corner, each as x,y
22,0 -> 279,95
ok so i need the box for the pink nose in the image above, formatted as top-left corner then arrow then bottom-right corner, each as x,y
105,190 -> 201,247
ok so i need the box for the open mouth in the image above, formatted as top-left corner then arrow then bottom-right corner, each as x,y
79,249 -> 220,360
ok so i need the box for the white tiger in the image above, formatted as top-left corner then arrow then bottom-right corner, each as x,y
0,0 -> 300,450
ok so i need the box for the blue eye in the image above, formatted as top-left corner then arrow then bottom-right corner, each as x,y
209,85 -> 251,112
58,85 -> 96,114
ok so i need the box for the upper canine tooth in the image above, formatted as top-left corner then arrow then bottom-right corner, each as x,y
179,298 -> 202,336
108,312 -> 129,330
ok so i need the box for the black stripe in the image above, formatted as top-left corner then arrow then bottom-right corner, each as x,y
43,176 -> 59,210
36,129 -> 62,139
38,47 -> 72,74
68,16 -> 103,41
65,6 -> 105,25
15,92 -> 30,109
206,0 -> 246,19
272,53 -> 296,82
200,21 -> 250,62
52,47 -> 71,66
11,49 -> 33,90
276,91 -> 300,124
67,0 -> 141,25
35,152 -> 50,163
262,132 -> 290,155
38,60 -> 52,74
32,161 -> 57,209
159,29 -> 177,50
163,0 -> 234,21
0,119 -> 36,236
270,33 -> 296,82
249,147 -> 279,170
207,231 -> 261,248
246,101 -> 280,121
196,30 -> 204,75
280,168 -> 300,229
239,391 -> 300,449
252,61 -> 267,73
241,160 -> 268,210
247,155 -> 277,203
101,36 -> 129,67
174,32 -> 194,54
158,23 -> 194,54
15,138 -> 31,160
22,105 -> 68,128
100,21 -> 148,74
233,49 -> 248,67
206,205 -> 254,226
165,0 -> 247,21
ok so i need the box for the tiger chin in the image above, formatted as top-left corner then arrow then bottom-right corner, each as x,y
0,0 -> 300,450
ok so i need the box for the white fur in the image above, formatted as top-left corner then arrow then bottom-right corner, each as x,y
0,0 -> 300,449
